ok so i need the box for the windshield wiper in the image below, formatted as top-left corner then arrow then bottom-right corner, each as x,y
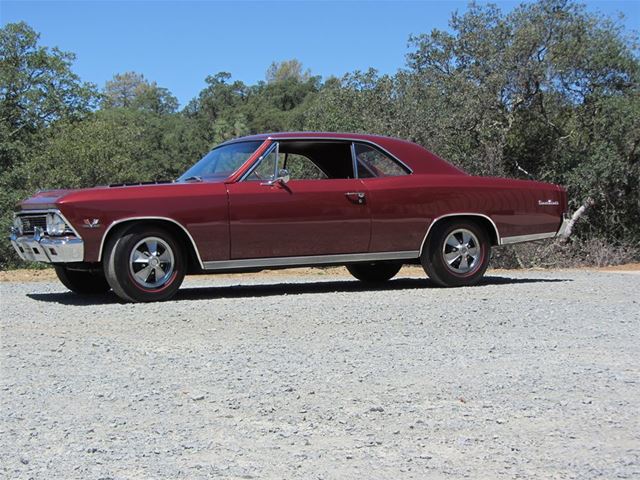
181,175 -> 203,183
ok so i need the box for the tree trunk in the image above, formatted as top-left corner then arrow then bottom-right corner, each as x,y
563,197 -> 595,239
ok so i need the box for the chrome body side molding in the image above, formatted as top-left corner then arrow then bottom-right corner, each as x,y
202,250 -> 419,271
98,216 -> 205,268
500,216 -> 571,245
500,231 -> 557,245
419,213 -> 501,255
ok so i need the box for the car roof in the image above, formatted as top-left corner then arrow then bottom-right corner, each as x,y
224,131 -> 404,144
223,132 -> 466,175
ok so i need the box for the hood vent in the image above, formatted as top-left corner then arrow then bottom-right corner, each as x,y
109,180 -> 174,188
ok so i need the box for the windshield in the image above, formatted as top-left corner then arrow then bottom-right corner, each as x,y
177,141 -> 263,182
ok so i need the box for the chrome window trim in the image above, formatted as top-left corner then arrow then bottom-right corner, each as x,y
352,141 -> 411,177
202,250 -> 418,271
178,139 -> 264,183
14,209 -> 82,238
350,142 -> 358,179
264,136 -> 414,173
419,213 -> 501,255
97,216 -> 204,268
238,137 -> 414,182
239,142 -> 279,182
352,144 -> 380,178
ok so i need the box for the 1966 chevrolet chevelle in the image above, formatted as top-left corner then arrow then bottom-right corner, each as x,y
10,132 -> 569,302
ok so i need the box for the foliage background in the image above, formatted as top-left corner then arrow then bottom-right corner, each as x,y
1,0 -> 638,270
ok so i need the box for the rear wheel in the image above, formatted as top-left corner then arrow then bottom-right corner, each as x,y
104,225 -> 185,302
346,262 -> 402,283
54,265 -> 111,294
421,220 -> 490,287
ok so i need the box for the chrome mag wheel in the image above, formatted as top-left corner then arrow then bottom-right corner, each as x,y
442,228 -> 481,274
128,236 -> 175,289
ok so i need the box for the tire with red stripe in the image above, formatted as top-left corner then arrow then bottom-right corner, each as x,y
421,220 -> 490,287
103,225 -> 185,302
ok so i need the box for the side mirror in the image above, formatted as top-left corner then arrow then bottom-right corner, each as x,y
261,169 -> 290,186
277,169 -> 290,184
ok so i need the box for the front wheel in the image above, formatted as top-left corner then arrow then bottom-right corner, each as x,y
54,266 -> 111,294
104,225 -> 185,302
346,262 -> 402,283
421,220 -> 490,287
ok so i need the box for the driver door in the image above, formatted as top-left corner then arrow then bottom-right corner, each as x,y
226,142 -> 371,259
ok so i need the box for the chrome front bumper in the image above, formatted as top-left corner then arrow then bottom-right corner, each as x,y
10,229 -> 84,263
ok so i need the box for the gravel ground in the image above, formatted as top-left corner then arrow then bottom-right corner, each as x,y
1,268 -> 639,479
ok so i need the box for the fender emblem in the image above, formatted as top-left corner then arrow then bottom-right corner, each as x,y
538,200 -> 559,206
83,218 -> 101,228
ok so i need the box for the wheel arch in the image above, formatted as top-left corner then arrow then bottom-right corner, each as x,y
419,213 -> 500,256
98,217 -> 204,272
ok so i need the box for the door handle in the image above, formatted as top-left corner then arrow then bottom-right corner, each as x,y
345,192 -> 366,205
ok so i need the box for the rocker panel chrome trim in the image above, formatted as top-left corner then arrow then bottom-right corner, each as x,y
419,213 -> 501,255
98,217 -> 204,268
202,250 -> 418,271
500,231 -> 557,245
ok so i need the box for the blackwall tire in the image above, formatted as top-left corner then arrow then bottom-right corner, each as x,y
346,262 -> 402,283
54,266 -> 111,294
421,220 -> 490,287
104,225 -> 185,302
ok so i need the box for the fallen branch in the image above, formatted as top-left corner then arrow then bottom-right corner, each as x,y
563,197 -> 595,239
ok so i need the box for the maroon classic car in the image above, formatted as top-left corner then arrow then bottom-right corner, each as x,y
10,132 -> 569,302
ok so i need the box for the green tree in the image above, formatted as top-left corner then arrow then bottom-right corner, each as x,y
266,59 -> 311,83
2,5 -> 638,269
102,71 -> 179,114
305,0 -> 639,247
0,22 -> 98,268
0,21 -> 97,171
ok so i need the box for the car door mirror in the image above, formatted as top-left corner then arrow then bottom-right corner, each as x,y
277,169 -> 290,184
261,169 -> 290,186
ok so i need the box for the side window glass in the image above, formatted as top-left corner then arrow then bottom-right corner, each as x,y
355,143 -> 408,178
280,153 -> 328,180
245,145 -> 277,181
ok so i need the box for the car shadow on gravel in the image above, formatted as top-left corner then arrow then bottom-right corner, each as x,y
26,275 -> 570,305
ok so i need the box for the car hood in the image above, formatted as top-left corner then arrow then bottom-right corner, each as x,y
19,188 -> 81,210
16,179 -> 229,211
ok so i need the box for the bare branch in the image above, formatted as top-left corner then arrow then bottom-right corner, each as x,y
564,197 -> 596,239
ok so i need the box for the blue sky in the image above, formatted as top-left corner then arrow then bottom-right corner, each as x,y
2,0 -> 638,108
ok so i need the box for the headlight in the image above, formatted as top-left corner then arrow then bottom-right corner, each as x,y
13,216 -> 23,235
46,213 -> 68,236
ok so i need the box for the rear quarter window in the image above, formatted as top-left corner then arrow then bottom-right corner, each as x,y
355,143 -> 409,178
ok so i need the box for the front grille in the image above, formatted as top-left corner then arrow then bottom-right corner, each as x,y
19,215 -> 47,234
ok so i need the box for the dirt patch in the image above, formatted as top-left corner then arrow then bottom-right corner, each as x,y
594,262 -> 640,271
0,268 -> 58,282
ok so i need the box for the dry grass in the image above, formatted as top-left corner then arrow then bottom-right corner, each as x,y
491,238 -> 640,269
